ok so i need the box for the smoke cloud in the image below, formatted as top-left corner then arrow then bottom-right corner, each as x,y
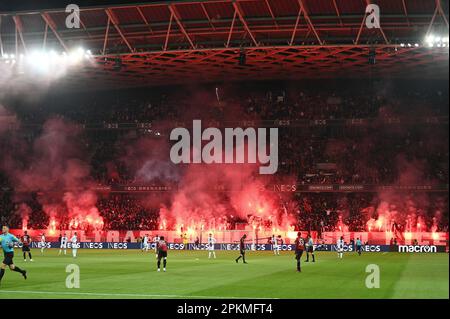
0,116 -> 103,231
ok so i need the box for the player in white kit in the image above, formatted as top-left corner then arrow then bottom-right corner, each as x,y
271,235 -> 280,255
142,235 -> 149,252
153,234 -> 160,258
71,232 -> 78,258
207,233 -> 216,259
59,233 -> 68,255
276,235 -> 283,255
40,233 -> 46,256
271,235 -> 276,255
337,236 -> 344,259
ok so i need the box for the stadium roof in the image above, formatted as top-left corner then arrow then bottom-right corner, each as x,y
0,0 -> 448,89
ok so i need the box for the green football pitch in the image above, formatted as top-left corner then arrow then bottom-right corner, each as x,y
0,249 -> 448,299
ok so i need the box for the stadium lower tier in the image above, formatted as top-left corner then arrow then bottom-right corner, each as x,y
14,242 -> 447,253
9,229 -> 449,246
0,250 -> 448,299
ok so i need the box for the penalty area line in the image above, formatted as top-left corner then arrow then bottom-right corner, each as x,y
0,290 -> 277,299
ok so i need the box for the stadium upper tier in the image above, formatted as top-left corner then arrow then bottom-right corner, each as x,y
0,0 -> 449,89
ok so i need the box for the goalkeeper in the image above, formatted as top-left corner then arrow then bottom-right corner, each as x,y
0,225 -> 27,286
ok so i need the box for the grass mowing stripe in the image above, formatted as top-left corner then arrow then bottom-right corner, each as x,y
0,250 -> 447,299
390,253 -> 449,299
0,290 -> 278,299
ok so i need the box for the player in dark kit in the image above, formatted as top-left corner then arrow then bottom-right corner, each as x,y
156,236 -> 168,272
235,234 -> 247,264
21,231 -> 33,262
295,232 -> 305,272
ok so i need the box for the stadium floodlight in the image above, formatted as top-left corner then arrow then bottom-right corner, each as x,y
425,34 -> 450,48
8,47 -> 94,74
26,50 -> 50,70
68,47 -> 85,64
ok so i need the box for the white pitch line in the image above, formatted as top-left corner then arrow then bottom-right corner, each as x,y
0,290 -> 277,299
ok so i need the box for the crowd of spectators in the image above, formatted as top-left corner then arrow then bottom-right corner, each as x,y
2,191 -> 447,233
0,80 -> 448,232
97,195 -> 159,230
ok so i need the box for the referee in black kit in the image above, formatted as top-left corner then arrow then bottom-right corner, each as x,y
235,234 -> 248,264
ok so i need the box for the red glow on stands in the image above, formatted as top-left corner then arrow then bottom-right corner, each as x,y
376,219 -> 383,230
48,218 -> 57,235
67,214 -> 104,231
287,231 -> 298,240
156,175 -> 295,234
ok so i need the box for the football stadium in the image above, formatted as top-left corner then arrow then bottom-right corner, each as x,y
0,0 -> 449,302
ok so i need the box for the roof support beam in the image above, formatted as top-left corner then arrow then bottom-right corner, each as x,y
426,4 -> 439,36
164,12 -> 174,51
42,23 -> 48,49
41,12 -> 69,51
226,10 -> 237,48
232,1 -> 258,47
298,0 -> 323,45
15,24 -> 18,56
401,0 -> 410,26
290,6 -> 304,45
73,9 -> 92,38
264,0 -> 278,28
168,4 -> 196,49
200,3 -> 216,31
105,8 -> 134,52
136,6 -> 154,35
425,0 -> 449,38
0,16 -> 4,56
362,0 -> 389,44
103,16 -> 111,55
332,0 -> 343,26
12,16 -> 27,54
355,12 -> 366,45
435,0 -> 449,29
